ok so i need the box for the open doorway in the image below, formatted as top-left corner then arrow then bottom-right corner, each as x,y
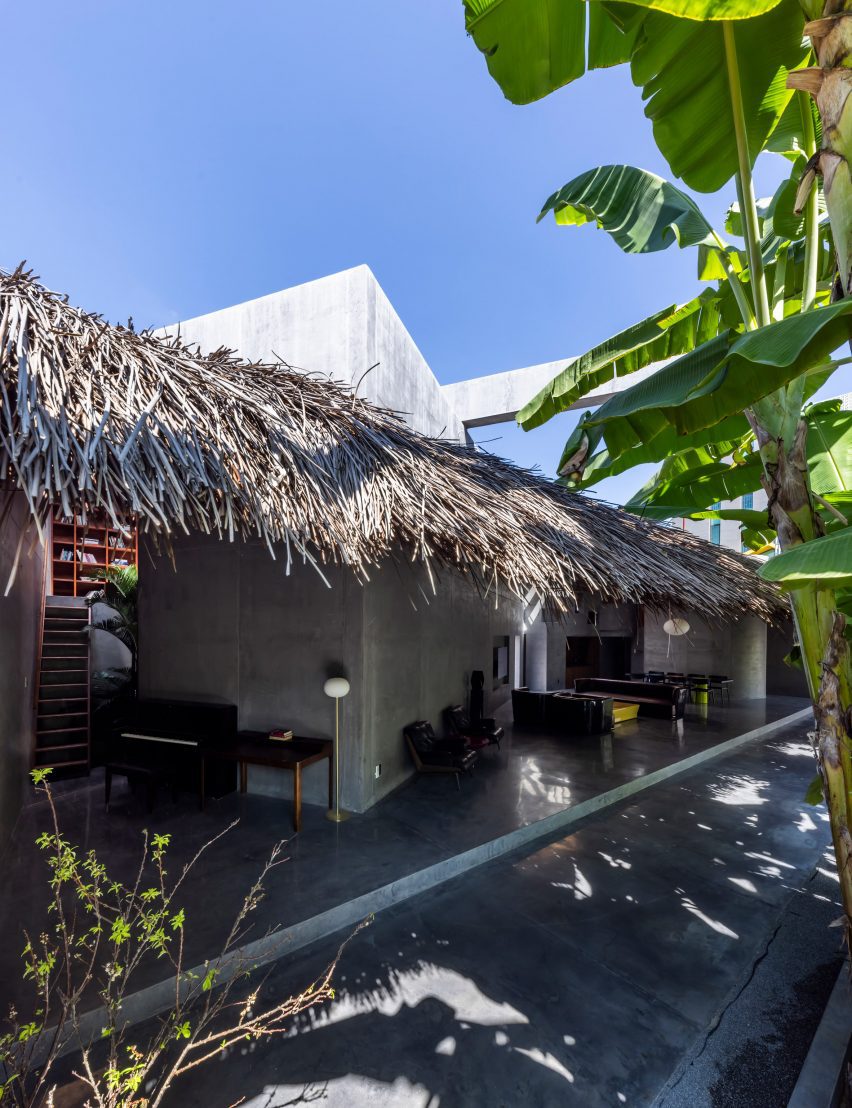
565,635 -> 632,685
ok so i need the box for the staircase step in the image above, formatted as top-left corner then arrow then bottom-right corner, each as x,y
35,594 -> 91,773
35,741 -> 90,753
40,669 -> 88,682
38,704 -> 88,718
32,758 -> 89,773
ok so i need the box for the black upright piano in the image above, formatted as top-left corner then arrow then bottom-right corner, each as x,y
111,698 -> 238,803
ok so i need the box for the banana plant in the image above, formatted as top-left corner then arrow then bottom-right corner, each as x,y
85,564 -> 139,703
463,0 -> 852,935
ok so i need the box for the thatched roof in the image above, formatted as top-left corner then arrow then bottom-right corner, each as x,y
0,266 -> 781,621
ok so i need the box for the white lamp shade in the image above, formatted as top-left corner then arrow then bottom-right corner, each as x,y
324,676 -> 350,699
662,618 -> 690,637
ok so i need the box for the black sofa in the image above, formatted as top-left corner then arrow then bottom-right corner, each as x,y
573,678 -> 688,721
511,687 -> 548,727
511,688 -> 613,735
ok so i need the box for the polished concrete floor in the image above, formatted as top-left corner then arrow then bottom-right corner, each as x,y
0,696 -> 808,1023
166,716 -> 834,1107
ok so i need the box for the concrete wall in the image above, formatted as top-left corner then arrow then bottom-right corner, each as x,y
161,266 -> 463,442
138,534 -> 522,813
138,534 -> 366,809
442,361 -> 662,430
361,563 -> 522,805
642,609 -> 767,699
544,603 -> 640,690
0,495 -> 42,850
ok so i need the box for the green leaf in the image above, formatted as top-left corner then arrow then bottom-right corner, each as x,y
591,0 -> 783,16
585,300 -> 852,458
463,0 -> 637,105
804,773 -> 824,805
697,243 -> 744,282
572,418 -> 751,488
759,528 -> 852,589
110,918 -> 131,945
630,1 -> 809,193
766,176 -> 805,243
625,452 -> 763,518
539,165 -> 718,252
784,642 -> 803,669
688,508 -> 771,526
766,89 -> 823,161
742,525 -> 777,551
619,403 -> 852,519
807,407 -> 852,495
519,290 -> 724,431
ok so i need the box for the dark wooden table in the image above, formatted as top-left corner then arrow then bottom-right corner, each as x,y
203,731 -> 333,831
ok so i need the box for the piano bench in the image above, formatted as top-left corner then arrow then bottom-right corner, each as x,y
104,762 -> 179,814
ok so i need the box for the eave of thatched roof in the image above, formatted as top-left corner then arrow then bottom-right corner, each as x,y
0,266 -> 783,622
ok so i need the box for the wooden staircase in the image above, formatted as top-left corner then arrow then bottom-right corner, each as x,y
33,596 -> 91,774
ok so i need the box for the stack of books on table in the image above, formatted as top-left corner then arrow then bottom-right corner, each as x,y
268,729 -> 294,742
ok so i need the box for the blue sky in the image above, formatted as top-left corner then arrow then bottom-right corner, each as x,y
3,2 -> 848,503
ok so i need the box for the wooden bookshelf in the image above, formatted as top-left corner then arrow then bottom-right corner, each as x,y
51,511 -> 138,597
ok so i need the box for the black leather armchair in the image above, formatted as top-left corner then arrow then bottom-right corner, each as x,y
445,705 -> 503,749
403,721 -> 478,787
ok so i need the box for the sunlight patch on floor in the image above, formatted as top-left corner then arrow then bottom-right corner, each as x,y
299,960 -> 529,1035
513,1045 -> 575,1083
796,811 -> 818,833
769,741 -> 813,758
552,862 -> 593,899
680,897 -> 739,938
707,775 -> 770,806
519,757 -> 573,806
598,851 -> 632,870
728,876 -> 758,894
242,1075 -> 437,1108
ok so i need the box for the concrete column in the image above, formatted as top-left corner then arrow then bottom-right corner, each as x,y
511,633 -> 522,688
525,622 -> 547,690
730,616 -> 767,699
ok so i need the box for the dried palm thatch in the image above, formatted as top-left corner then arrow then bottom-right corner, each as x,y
0,266 -> 781,621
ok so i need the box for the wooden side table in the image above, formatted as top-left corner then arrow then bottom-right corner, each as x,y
204,732 -> 333,831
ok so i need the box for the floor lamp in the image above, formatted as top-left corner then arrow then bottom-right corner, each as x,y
324,676 -> 350,822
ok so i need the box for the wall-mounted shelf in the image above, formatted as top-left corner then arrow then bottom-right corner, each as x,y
50,512 -> 138,597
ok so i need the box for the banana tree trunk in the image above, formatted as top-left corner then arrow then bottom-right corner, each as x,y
758,407 -> 852,933
780,6 -> 852,939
